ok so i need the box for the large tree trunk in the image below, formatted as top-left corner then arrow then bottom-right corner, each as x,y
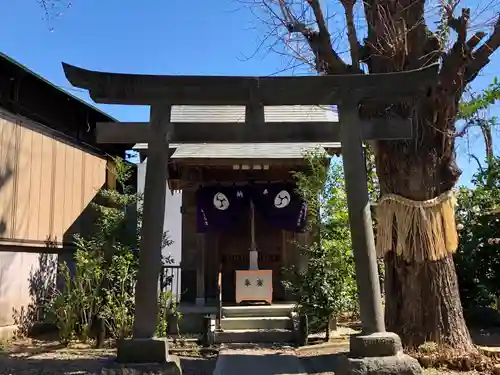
374,111 -> 475,351
274,0 -> 499,353
360,0 -> 477,350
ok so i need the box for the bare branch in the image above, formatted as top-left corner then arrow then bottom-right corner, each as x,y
465,15 -> 500,83
444,1 -> 466,36
340,0 -> 361,69
467,31 -> 487,50
277,0 -> 351,74
455,119 -> 476,138
439,8 -> 471,90
37,0 -> 72,19
469,153 -> 484,171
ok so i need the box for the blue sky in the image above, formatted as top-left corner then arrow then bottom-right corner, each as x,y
1,0 -> 499,186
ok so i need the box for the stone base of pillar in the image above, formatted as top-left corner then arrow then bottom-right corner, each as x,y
337,333 -> 422,375
116,338 -> 179,369
195,297 -> 205,306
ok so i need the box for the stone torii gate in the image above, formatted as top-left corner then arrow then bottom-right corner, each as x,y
62,62 -> 438,374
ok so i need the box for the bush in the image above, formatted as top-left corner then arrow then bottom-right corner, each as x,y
455,157 -> 500,310
46,157 -> 177,345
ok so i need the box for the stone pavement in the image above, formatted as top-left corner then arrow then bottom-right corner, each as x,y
213,344 -> 307,375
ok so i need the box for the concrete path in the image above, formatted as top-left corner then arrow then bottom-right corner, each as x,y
213,344 -> 307,375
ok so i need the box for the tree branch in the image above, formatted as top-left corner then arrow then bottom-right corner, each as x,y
340,0 -> 361,70
36,0 -> 71,20
455,118 -> 476,138
278,0 -> 350,74
469,153 -> 484,172
439,7 -> 471,91
465,15 -> 500,84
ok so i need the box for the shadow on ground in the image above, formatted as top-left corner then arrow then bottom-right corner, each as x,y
0,352 -> 216,375
218,353 -> 306,374
466,307 -> 500,349
299,352 -> 346,374
180,356 -> 217,375
0,355 -> 116,374
470,327 -> 500,348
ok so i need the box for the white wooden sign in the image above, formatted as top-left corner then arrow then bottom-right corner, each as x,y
235,270 -> 273,304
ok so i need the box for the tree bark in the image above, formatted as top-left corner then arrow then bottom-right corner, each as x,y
384,252 -> 474,350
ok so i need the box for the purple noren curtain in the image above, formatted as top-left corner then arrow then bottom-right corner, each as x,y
251,183 -> 307,232
196,185 -> 250,233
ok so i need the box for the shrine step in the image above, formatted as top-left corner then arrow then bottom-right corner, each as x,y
222,304 -> 294,318
221,316 -> 293,331
214,329 -> 294,344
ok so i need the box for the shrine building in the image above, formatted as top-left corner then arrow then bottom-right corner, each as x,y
134,105 -> 340,339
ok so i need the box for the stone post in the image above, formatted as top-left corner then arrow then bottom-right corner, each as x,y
196,233 -> 206,305
117,105 -> 179,371
337,103 -> 421,375
246,103 -> 263,272
249,200 -> 258,270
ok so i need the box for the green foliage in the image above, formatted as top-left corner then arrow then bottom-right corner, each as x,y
100,250 -> 138,340
156,290 -> 180,337
453,78 -> 500,311
457,78 -> 500,166
455,157 -> 500,309
458,78 -> 500,121
283,149 -> 358,332
46,157 -> 176,345
46,264 -> 78,345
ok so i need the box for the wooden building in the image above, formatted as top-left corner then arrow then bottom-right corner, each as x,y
169,141 -> 339,305
0,52 -> 131,338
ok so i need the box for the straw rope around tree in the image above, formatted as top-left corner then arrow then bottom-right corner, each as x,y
376,190 -> 459,262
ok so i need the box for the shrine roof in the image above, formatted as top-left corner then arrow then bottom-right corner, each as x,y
133,104 -> 340,159
169,142 -> 339,160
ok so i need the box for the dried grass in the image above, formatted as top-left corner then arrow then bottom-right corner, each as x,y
409,342 -> 499,374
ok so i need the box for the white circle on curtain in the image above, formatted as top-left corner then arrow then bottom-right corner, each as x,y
274,190 -> 291,208
213,192 -> 230,210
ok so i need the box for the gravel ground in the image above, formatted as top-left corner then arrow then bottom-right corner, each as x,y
0,339 -> 217,375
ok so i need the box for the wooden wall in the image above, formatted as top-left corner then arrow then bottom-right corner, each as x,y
0,109 -> 107,249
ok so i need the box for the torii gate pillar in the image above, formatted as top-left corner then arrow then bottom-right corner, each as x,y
337,103 -> 421,374
116,104 -> 174,365
340,102 -> 384,332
